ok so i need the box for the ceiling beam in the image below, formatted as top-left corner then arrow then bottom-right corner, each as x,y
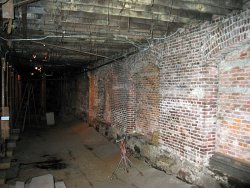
116,0 -> 242,11
44,0 -> 241,16
15,0 -> 40,7
45,2 -> 210,24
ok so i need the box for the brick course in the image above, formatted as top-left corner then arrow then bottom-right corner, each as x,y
87,10 -> 249,167
216,46 -> 250,162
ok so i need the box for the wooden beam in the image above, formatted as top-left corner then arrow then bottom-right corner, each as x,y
15,0 -> 40,7
44,0 -> 241,17
45,1 -> 209,24
22,5 -> 27,38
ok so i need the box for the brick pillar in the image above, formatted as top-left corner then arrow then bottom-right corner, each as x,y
127,77 -> 136,133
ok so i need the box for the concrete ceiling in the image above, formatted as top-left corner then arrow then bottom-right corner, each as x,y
0,0 -> 244,68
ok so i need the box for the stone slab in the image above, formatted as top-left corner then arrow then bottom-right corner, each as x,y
55,181 -> 66,188
29,174 -> 54,188
15,181 -> 24,188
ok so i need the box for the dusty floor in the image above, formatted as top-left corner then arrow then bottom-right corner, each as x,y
8,119 -> 193,188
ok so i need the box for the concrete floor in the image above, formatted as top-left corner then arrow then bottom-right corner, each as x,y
9,119 -> 193,188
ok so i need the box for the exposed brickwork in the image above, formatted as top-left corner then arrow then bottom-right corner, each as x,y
87,10 -> 249,168
158,43 -> 218,165
216,46 -> 250,162
134,63 -> 160,136
63,74 -> 89,120
110,61 -> 129,131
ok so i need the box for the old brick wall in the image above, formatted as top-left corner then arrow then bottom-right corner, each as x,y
89,10 -> 249,168
216,45 -> 250,162
158,40 -> 218,165
127,53 -> 161,136
62,73 -> 89,120
134,63 -> 160,136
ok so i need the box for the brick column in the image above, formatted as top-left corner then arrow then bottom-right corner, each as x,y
127,77 -> 136,133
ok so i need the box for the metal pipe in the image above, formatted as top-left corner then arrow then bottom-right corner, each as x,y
15,0 -> 40,7
32,41 -> 114,60
0,35 -> 96,42
0,0 -> 8,4
88,49 -> 138,71
0,0 -> 40,7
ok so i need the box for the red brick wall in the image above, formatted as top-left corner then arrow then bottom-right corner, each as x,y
156,32 -> 219,165
111,62 -> 129,131
132,63 -> 160,136
88,11 -> 249,167
216,46 -> 250,162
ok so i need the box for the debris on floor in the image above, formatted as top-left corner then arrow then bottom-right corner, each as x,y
55,181 -> 67,188
29,174 -> 54,188
7,120 -> 192,188
1,174 -> 67,188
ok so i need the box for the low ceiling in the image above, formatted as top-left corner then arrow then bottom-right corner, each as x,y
0,0 -> 245,70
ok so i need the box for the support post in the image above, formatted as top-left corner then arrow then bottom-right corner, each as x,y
41,76 -> 46,114
1,58 -> 5,107
88,72 -> 95,123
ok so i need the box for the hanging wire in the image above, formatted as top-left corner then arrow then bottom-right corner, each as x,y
0,0 -> 8,4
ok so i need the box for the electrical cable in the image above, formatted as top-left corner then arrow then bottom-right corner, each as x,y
31,41 -> 114,60
0,35 -> 95,42
0,0 -> 8,4
0,35 -> 116,60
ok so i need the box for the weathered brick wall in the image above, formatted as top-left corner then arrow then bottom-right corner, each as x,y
62,74 -> 89,120
134,63 -> 160,136
158,38 -> 218,165
89,10 -> 249,167
91,66 -> 113,123
127,53 -> 161,136
111,61 -> 130,131
216,45 -> 250,162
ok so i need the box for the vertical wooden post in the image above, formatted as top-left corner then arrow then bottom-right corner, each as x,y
6,62 -> 9,107
41,76 -> 46,114
1,58 -> 10,139
88,72 -> 95,123
1,58 -> 5,107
